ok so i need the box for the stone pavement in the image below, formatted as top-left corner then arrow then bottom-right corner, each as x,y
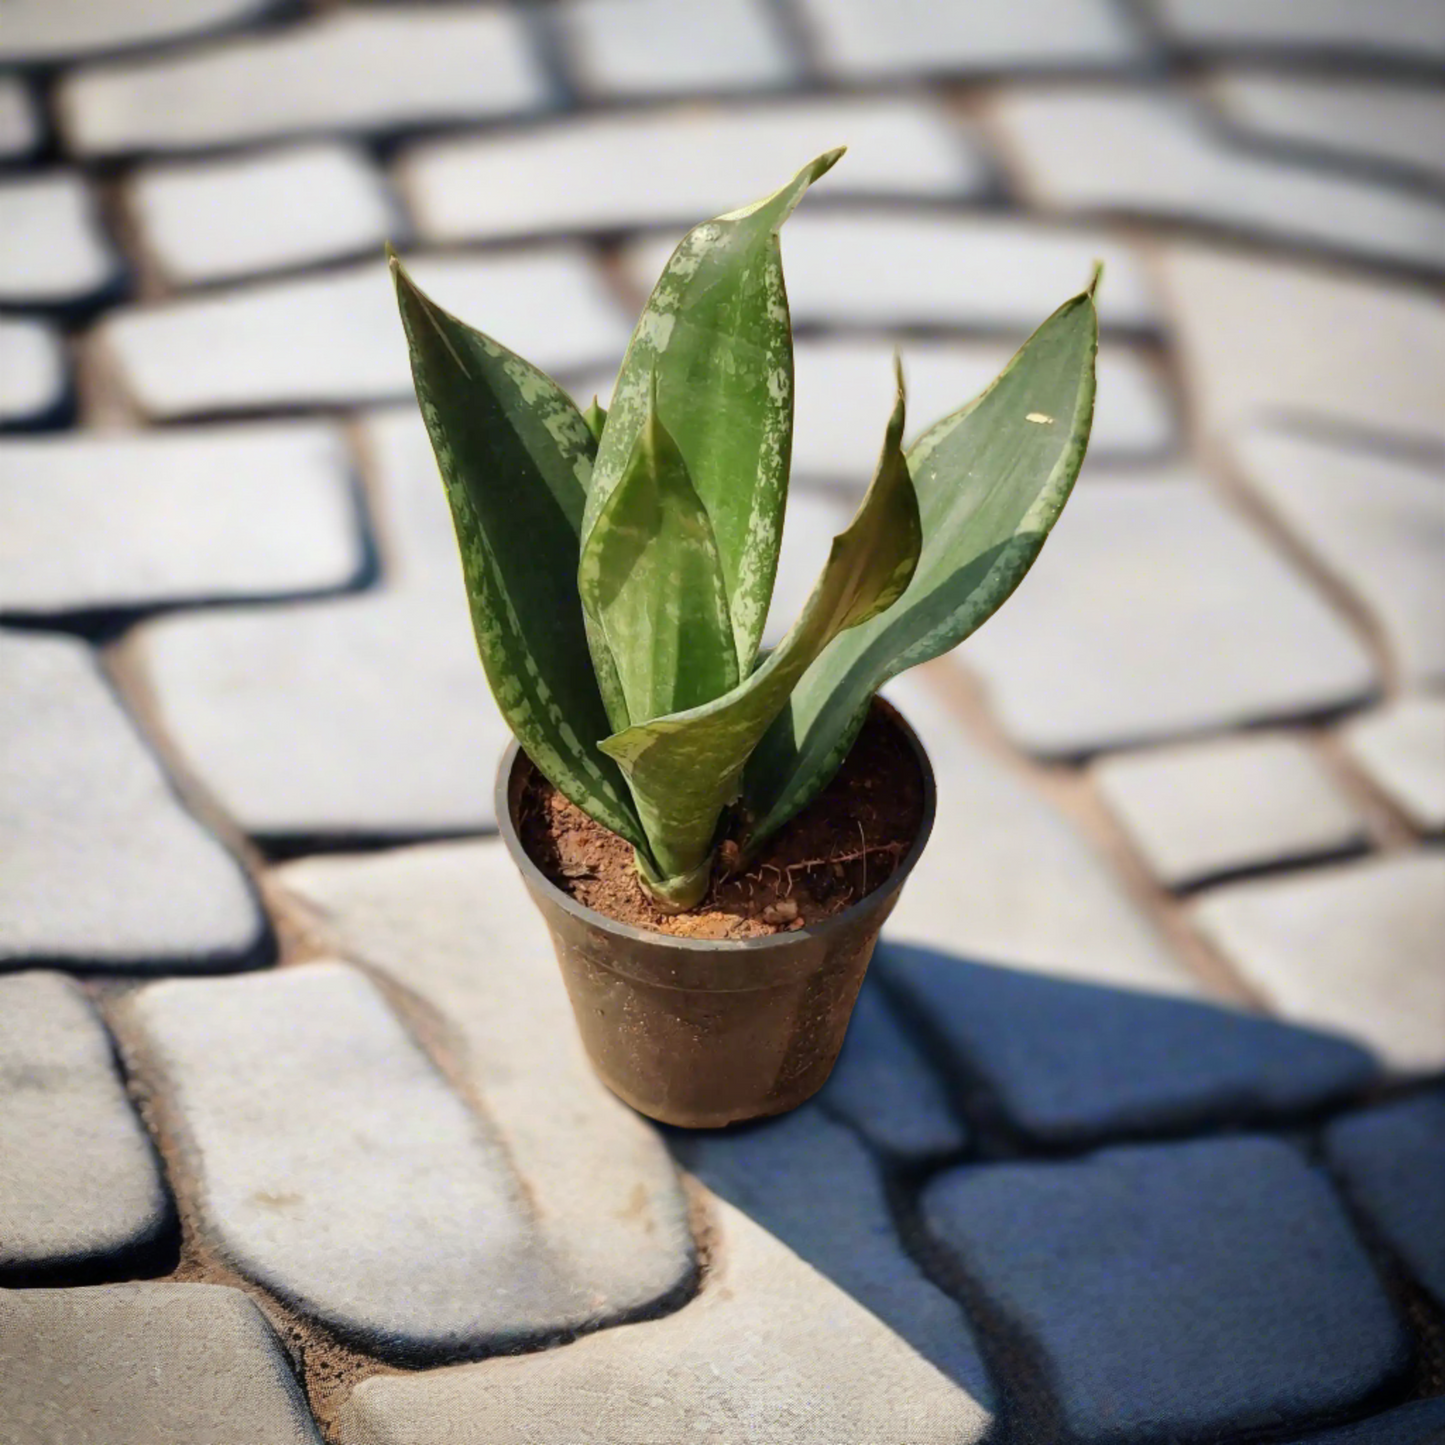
1,3 -> 1442,1442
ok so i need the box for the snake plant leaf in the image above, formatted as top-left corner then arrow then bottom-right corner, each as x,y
578,381 -> 739,729
390,254 -> 649,855
600,369 -> 920,902
745,274 -> 1101,846
582,396 -> 607,444
583,149 -> 844,677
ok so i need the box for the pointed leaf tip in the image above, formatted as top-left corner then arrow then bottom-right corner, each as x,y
1087,261 -> 1104,298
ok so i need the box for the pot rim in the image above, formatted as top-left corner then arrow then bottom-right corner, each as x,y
494,694 -> 936,954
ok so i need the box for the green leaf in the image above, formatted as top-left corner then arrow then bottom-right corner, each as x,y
578,380 -> 739,729
582,395 -> 607,444
599,367 -> 920,899
746,276 -> 1101,844
583,149 -> 844,677
390,254 -> 649,855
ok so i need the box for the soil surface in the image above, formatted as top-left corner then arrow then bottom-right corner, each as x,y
518,704 -> 926,939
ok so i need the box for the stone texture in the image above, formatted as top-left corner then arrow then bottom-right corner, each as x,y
990,88 -> 1445,273
795,0 -> 1143,77
1210,75 -> 1445,184
0,316 -> 67,429
1193,853 -> 1445,1072
922,1137 -> 1409,1442
337,1191 -> 991,1445
1157,245 -> 1445,449
557,0 -> 794,98
0,630 -> 267,973
1229,427 -> 1445,687
131,141 -> 398,287
1151,0 -> 1445,63
100,249 -> 628,419
961,475 -> 1379,755
275,844 -> 696,1335
624,213 -> 1158,333
402,96 -> 984,243
0,0 -> 281,65
0,422 -> 363,615
1280,1400 -> 1445,1445
1,1282 -> 323,1445
0,76 -> 41,160
1093,732 -> 1368,888
674,1106 -> 993,1402
1341,696 -> 1445,834
0,172 -> 120,307
60,8 -> 547,156
878,943 -> 1377,1147
0,971 -> 172,1283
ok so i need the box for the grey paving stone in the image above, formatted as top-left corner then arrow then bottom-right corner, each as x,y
0,172 -> 120,308
0,76 -> 41,159
795,0 -> 1144,77
0,971 -> 172,1283
557,0 -> 795,98
0,0 -> 282,66
921,1137 -> 1408,1442
0,421 -> 363,615
336,1191 -> 991,1445
1193,852 -> 1445,1072
991,88 -> 1445,273
60,7 -> 547,156
0,630 -> 267,973
1210,75 -> 1445,184
0,316 -> 67,428
273,847 -> 696,1337
131,141 -> 398,287
623,213 -> 1159,334
99,249 -> 629,419
1,1282 -> 322,1445
1150,0 -> 1445,64
401,96 -> 984,243
1157,244 -> 1445,449
1229,427 -> 1445,687
1341,696 -> 1445,834
960,474 -> 1379,755
1093,732 -> 1368,888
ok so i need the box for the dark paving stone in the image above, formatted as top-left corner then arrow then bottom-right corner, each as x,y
1327,1087 -> 1445,1311
1279,1397 -> 1445,1445
671,1104 -> 994,1408
920,1136 -> 1409,1442
878,943 -> 1378,1146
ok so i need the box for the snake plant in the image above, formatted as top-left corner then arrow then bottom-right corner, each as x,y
391,150 -> 1098,910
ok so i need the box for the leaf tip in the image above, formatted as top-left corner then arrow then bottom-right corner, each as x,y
1087,261 -> 1104,299
814,145 -> 847,179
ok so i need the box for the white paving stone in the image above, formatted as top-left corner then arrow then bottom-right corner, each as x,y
60,8 -> 547,156
0,172 -> 120,307
1151,0 -> 1445,63
795,0 -> 1143,78
624,213 -> 1158,332
989,89 -> 1445,273
1094,733 -> 1368,888
0,631 -> 265,971
402,96 -> 984,243
1192,853 -> 1445,1072
0,422 -> 362,614
1157,244 -> 1445,449
99,249 -> 629,418
131,142 -> 398,287
275,846 -> 696,1329
0,971 -> 170,1280
0,77 -> 41,159
1341,697 -> 1445,835
1228,428 -> 1445,688
0,317 -> 67,427
1209,75 -> 1445,184
337,1192 -> 989,1445
960,474 -> 1378,755
558,0 -> 794,97
0,0 -> 280,65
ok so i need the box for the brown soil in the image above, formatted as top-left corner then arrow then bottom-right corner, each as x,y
518,703 -> 925,939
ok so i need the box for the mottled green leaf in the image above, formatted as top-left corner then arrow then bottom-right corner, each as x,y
390,255 -> 648,854
579,381 -> 739,729
600,369 -> 920,897
745,277 -> 1100,845
583,149 -> 844,677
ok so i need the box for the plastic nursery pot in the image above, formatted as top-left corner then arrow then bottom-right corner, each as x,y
496,697 -> 936,1129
